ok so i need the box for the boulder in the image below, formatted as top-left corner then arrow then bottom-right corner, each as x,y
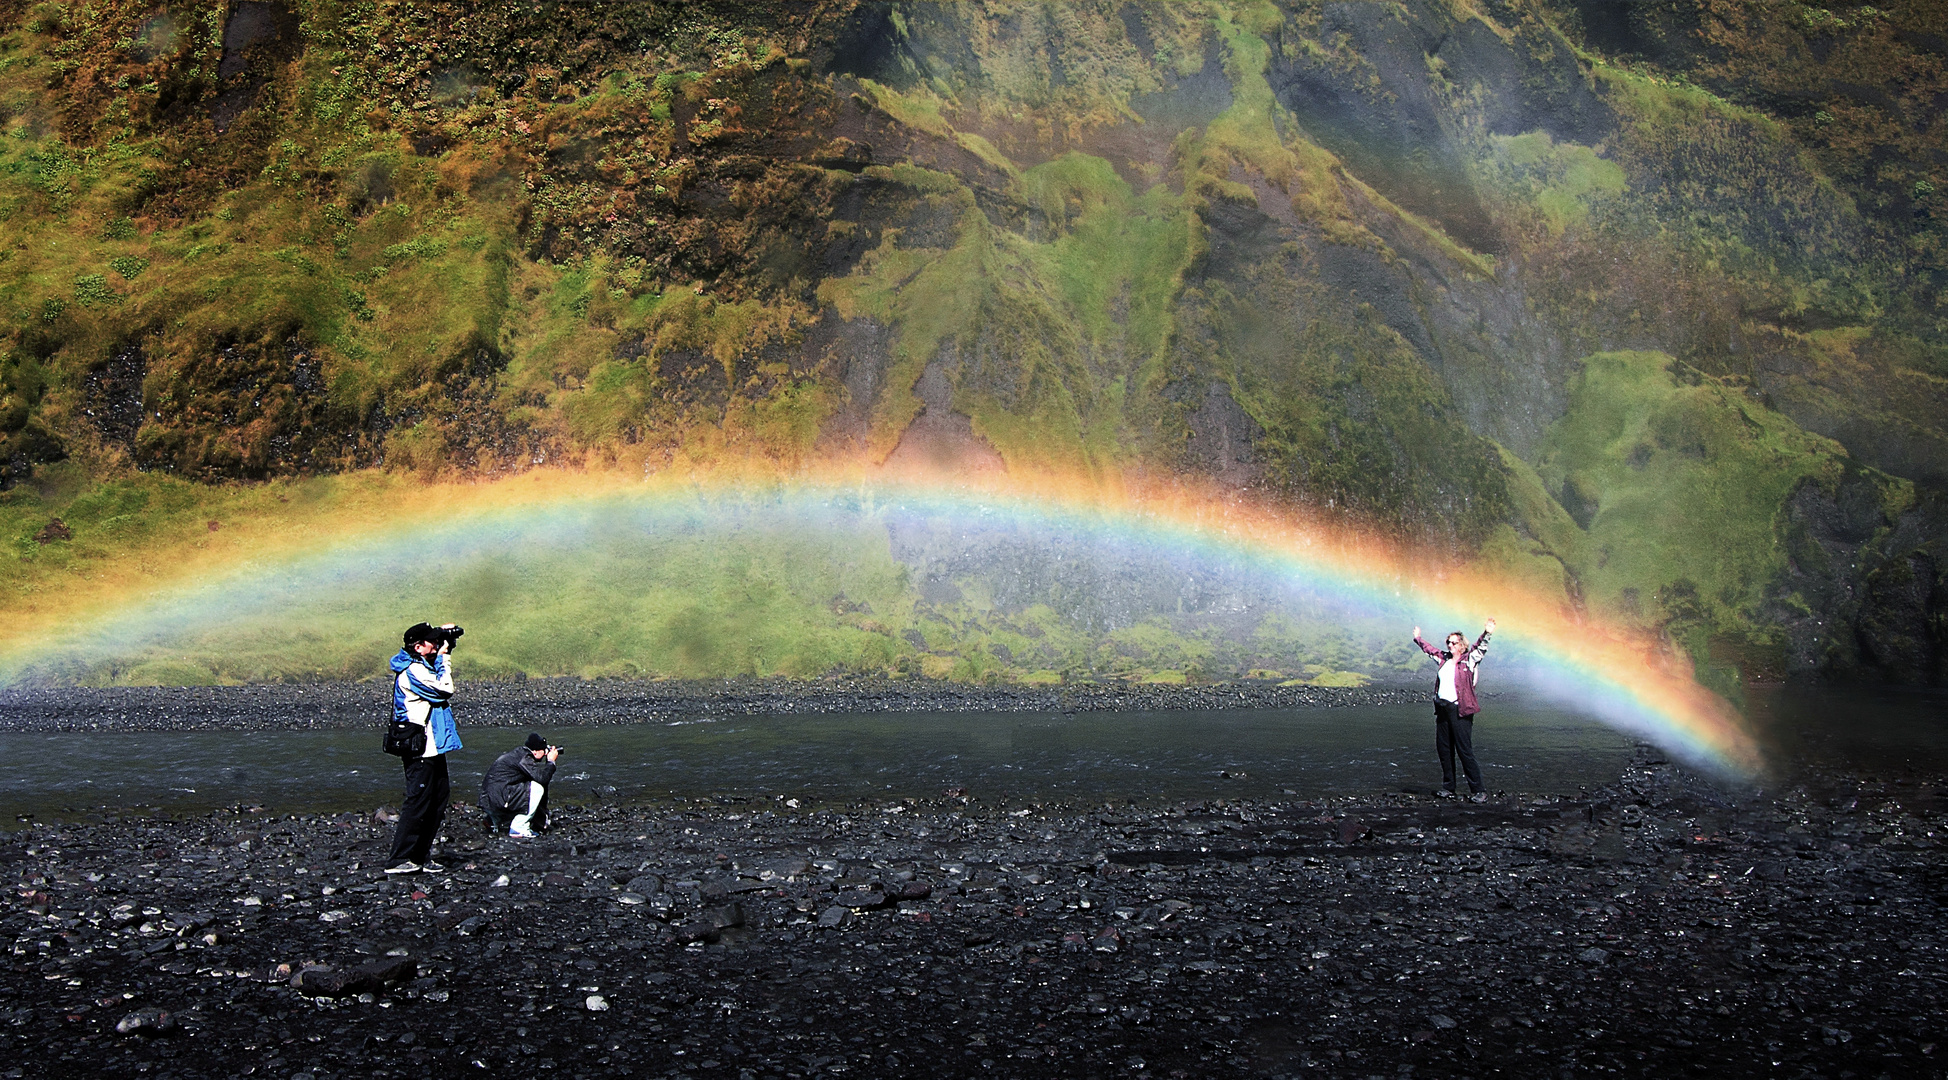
292,957 -> 417,997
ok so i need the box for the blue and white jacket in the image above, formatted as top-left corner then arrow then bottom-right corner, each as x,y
391,649 -> 461,757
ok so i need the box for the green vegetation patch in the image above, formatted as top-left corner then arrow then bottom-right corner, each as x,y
1533,351 -> 1857,679
1481,131 -> 1627,237
818,155 -> 1192,470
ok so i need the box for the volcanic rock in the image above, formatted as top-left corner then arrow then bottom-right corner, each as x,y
2,741 -> 1942,1079
291,957 -> 417,997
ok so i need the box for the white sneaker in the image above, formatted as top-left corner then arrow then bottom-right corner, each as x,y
507,827 -> 535,839
384,861 -> 421,874
421,861 -> 446,873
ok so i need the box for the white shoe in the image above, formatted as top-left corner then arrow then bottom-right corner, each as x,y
507,827 -> 535,839
384,861 -> 421,874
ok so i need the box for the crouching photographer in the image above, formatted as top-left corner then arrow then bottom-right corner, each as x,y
482,733 -> 560,839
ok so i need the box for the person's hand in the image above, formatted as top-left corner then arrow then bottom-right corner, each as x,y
546,747 -> 560,763
1484,618 -> 1496,634
1413,626 -> 1421,638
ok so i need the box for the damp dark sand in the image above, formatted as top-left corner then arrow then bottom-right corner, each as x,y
4,719 -> 1944,1079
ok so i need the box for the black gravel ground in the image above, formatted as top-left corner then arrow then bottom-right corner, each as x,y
5,738 -> 1945,1079
0,677 -> 1420,733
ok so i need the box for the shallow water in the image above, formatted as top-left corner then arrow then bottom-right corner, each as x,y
1747,683 -> 1948,781
7,695 -> 1638,820
6,687 -> 1941,822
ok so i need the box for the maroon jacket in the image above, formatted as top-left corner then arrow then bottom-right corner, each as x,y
1414,629 -> 1492,717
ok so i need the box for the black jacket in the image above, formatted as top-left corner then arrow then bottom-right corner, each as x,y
482,748 -> 556,811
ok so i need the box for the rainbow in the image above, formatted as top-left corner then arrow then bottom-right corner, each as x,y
0,465 -> 1761,776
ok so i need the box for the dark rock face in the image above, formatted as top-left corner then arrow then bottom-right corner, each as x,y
2,749 -> 1943,1078
1777,477 -> 1948,685
210,1 -> 302,132
1183,380 -> 1265,488
1270,1 -> 1494,253
81,345 -> 147,453
132,334 -> 336,479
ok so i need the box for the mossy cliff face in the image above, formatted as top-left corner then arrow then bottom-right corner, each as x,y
0,1 -> 1942,684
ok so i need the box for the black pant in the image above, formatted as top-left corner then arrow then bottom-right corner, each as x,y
389,754 -> 450,866
1435,700 -> 1484,794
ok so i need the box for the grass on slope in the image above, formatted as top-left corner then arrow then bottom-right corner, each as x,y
1526,350 -> 1912,688
2,464 -> 1407,687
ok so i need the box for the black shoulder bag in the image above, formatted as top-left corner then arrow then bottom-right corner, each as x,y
383,720 -> 427,758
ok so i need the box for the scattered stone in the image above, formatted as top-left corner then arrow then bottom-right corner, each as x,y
115,1009 -> 174,1036
585,994 -> 609,1011
624,874 -> 662,895
835,888 -> 890,910
291,957 -> 417,997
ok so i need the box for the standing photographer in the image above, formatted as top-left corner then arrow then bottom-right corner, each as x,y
386,622 -> 464,874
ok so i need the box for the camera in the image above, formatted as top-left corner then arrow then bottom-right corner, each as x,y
405,622 -> 466,650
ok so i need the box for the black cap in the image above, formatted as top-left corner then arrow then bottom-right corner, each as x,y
403,622 -> 440,647
525,732 -> 548,752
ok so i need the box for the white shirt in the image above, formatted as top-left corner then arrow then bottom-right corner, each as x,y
1437,657 -> 1460,703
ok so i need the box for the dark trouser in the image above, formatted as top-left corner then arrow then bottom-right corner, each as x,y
1435,700 -> 1484,794
390,754 -> 449,866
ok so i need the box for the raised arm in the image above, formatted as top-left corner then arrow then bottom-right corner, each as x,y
1467,620 -> 1494,664
1412,627 -> 1446,659
518,755 -> 558,787
405,653 -> 455,701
